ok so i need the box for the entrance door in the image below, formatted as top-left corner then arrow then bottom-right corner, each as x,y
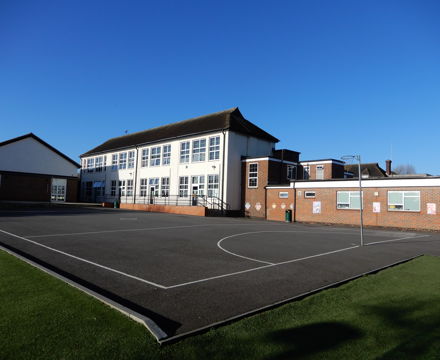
192,186 -> 198,206
149,187 -> 155,204
51,178 -> 67,202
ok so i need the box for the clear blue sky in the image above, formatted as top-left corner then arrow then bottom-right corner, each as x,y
1,0 -> 439,174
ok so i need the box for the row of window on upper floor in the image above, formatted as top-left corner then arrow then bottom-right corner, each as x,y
82,136 -> 221,172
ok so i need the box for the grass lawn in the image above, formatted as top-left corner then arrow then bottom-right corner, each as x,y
1,250 -> 440,360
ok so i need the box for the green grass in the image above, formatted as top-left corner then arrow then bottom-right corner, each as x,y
1,250 -> 440,360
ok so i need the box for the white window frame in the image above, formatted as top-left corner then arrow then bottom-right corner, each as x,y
162,144 -> 171,166
191,175 -> 205,196
304,191 -> 316,199
118,180 -> 126,197
111,180 -> 117,196
208,174 -> 219,198
141,148 -> 149,167
140,178 -> 148,197
248,163 -> 258,188
150,147 -> 161,167
179,176 -> 189,197
303,166 -> 310,180
111,154 -> 118,171
337,191 -> 363,210
209,136 -> 220,161
161,177 -> 170,197
149,178 -> 159,196
192,139 -> 206,162
126,179 -> 134,196
128,151 -> 135,169
180,142 -> 190,163
87,158 -> 94,173
316,165 -> 324,180
388,191 -> 420,212
118,152 -> 127,170
95,157 -> 103,172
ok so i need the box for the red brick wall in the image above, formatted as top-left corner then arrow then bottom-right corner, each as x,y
266,186 -> 440,230
242,160 -> 268,218
120,203 -> 206,216
266,188 -> 295,221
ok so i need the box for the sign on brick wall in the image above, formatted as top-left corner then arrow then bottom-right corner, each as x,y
427,203 -> 436,215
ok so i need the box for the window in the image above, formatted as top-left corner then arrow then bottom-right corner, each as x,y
118,180 -> 126,196
279,192 -> 289,199
316,165 -> 324,180
304,191 -> 316,198
162,145 -> 171,165
141,148 -> 149,167
337,191 -> 362,209
149,178 -> 159,196
180,142 -> 190,163
104,155 -> 107,168
209,136 -> 220,161
111,180 -> 117,196
208,174 -> 219,197
87,158 -> 94,172
248,163 -> 258,188
95,157 -> 103,172
161,177 -> 170,197
192,139 -> 206,162
118,152 -> 127,169
191,175 -> 205,196
303,166 -> 310,180
82,159 -> 86,171
179,176 -> 189,197
287,165 -> 297,180
128,151 -> 135,169
140,178 -> 148,197
150,147 -> 161,166
112,154 -> 118,171
388,191 -> 420,212
127,179 -> 133,196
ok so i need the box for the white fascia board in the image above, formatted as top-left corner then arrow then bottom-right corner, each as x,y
266,183 -> 294,189
294,178 -> 440,189
242,157 -> 297,165
300,160 -> 345,165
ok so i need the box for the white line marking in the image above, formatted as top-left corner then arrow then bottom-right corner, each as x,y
0,228 -> 167,289
366,234 -> 430,246
167,244 -> 360,289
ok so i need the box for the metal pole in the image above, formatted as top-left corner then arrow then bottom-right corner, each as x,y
357,155 -> 364,246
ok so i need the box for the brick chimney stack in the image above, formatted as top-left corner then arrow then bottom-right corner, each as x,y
386,160 -> 392,176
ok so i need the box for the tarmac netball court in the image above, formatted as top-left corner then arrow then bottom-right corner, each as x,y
1,207 -> 439,342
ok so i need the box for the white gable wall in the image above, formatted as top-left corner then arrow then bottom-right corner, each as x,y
0,137 -> 78,177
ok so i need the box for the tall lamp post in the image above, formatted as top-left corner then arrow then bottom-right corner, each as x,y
341,155 -> 364,246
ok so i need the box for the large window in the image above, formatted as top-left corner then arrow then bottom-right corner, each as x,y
180,142 -> 190,163
287,165 -> 297,180
192,139 -> 206,162
337,191 -> 362,209
161,177 -> 170,197
87,158 -> 94,172
248,163 -> 258,188
112,154 -> 118,171
118,152 -> 127,169
95,157 -> 103,172
191,175 -> 205,196
208,174 -> 219,197
209,136 -> 220,161
179,176 -> 189,197
127,179 -> 133,196
128,151 -> 135,169
316,165 -> 324,180
150,147 -> 161,167
111,180 -> 117,196
388,191 -> 420,212
162,145 -> 171,165
118,180 -> 126,196
140,178 -> 148,197
141,148 -> 149,167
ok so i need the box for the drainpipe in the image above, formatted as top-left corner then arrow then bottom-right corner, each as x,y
221,129 -> 226,213
133,146 -> 139,205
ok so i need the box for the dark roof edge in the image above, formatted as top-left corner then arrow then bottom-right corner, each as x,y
0,133 -> 81,168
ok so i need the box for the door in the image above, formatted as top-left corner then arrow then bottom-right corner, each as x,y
51,178 -> 67,202
150,187 -> 155,204
192,186 -> 198,206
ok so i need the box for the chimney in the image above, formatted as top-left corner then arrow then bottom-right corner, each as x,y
386,160 -> 392,176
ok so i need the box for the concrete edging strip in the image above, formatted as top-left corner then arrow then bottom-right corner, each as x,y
0,244 -> 167,343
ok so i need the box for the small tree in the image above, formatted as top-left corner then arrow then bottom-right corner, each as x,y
394,164 -> 416,175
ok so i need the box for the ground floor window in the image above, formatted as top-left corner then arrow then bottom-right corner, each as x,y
149,178 -> 159,196
140,178 -> 148,197
161,177 -> 170,197
208,174 -> 219,197
127,179 -> 133,196
111,180 -> 117,196
388,191 -> 420,212
191,175 -> 205,196
179,176 -> 189,197
337,191 -> 362,209
119,180 -> 126,197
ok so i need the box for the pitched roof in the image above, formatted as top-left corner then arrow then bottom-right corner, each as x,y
0,133 -> 80,168
344,163 -> 388,178
81,107 -> 279,156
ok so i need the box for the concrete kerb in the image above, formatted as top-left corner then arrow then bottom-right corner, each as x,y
159,253 -> 423,345
0,244 -> 167,343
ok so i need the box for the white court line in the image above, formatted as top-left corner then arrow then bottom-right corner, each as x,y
167,245 -> 360,289
366,234 -> 430,246
0,228 -> 167,289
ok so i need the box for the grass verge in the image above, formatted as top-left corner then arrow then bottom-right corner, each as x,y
1,250 -> 440,359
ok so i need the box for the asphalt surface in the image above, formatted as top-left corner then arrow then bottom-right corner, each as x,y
1,207 -> 439,341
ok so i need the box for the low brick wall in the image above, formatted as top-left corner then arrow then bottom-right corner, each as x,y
120,203 -> 206,216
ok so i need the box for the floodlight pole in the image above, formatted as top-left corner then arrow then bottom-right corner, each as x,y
342,155 -> 364,246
